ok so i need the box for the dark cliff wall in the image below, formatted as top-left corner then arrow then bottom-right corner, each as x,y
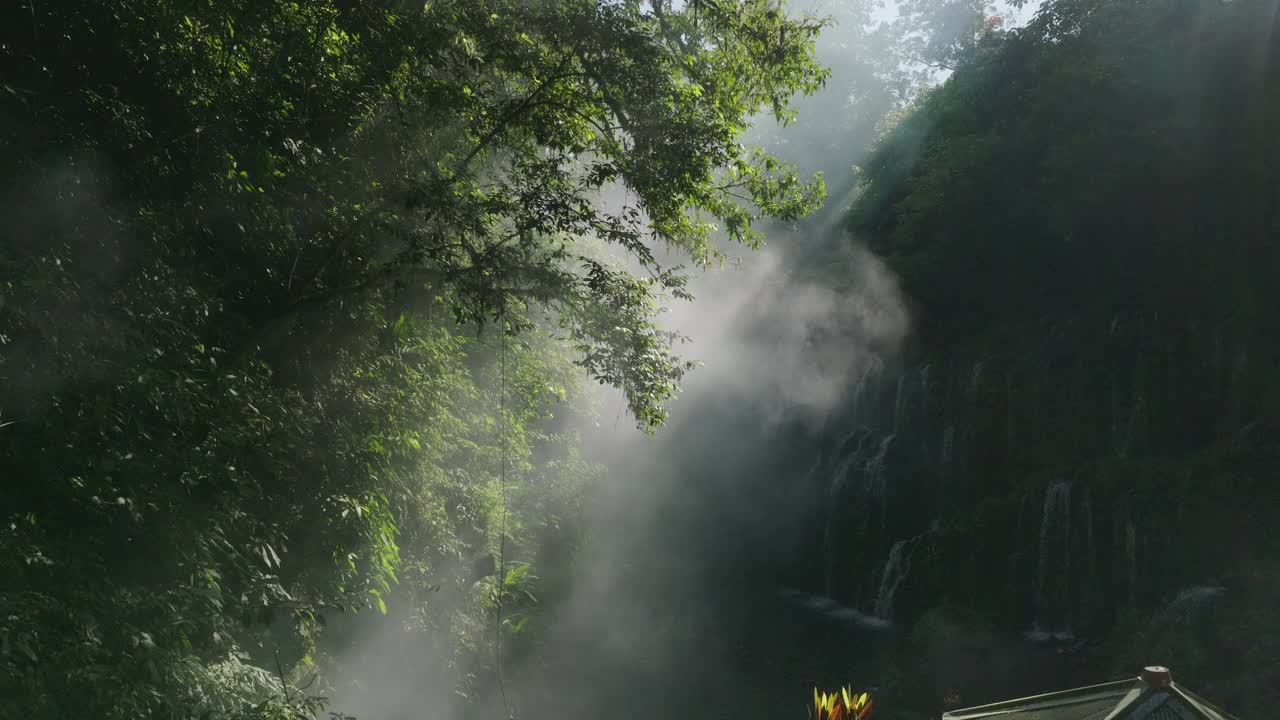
807,0 -> 1280,713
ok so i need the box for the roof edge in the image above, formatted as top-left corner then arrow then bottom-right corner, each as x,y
942,680 -> 1138,720
1170,684 -> 1244,720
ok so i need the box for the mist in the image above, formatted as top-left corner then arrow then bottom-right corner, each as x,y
321,1 -> 1035,718
460,235 -> 909,720
464,62 -> 915,720
14,0 -> 1279,718
324,209 -> 911,720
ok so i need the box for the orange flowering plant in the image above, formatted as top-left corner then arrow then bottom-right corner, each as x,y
812,687 -> 872,720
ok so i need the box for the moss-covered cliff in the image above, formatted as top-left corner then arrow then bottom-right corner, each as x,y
810,0 -> 1280,714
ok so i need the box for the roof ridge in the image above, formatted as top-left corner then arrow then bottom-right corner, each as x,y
938,674 -> 1241,720
1107,687 -> 1168,720
1100,685 -> 1152,720
942,680 -> 1138,720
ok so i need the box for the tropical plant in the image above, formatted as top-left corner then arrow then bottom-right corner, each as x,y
812,686 -> 873,720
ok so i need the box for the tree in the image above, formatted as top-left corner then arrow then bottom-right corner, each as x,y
847,0 -> 1280,349
0,0 -> 833,716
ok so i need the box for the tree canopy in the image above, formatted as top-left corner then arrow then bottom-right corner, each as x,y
0,1 -> 832,716
848,0 -> 1280,350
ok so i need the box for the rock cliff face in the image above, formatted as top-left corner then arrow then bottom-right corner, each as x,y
804,309 -> 1280,645
791,1 -> 1280,711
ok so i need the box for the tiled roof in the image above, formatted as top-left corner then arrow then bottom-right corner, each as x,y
944,680 -> 1136,720
941,675 -> 1242,720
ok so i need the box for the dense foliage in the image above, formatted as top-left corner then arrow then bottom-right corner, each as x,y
850,0 -> 1280,351
840,0 -> 1280,714
0,0 -> 832,716
10,0 -> 1279,715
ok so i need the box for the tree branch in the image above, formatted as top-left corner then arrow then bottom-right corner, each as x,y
452,55 -> 575,180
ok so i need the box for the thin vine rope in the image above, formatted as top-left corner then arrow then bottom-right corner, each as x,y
494,310 -> 513,719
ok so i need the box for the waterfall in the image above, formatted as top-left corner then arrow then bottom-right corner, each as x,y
1109,376 -> 1122,456
1005,370 -> 1016,460
1111,378 -> 1138,459
893,374 -> 906,433
1011,493 -> 1029,615
919,364 -> 932,446
821,435 -> 871,596
874,538 -> 913,620
970,359 -> 986,398
939,425 -> 955,471
1083,486 -> 1096,602
1125,520 -> 1138,608
849,362 -> 877,424
1134,394 -> 1147,448
827,431 -> 869,499
1073,485 -> 1095,617
1212,322 -> 1225,402
1031,482 -> 1073,639
1083,487 -> 1095,561
865,434 -> 895,533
